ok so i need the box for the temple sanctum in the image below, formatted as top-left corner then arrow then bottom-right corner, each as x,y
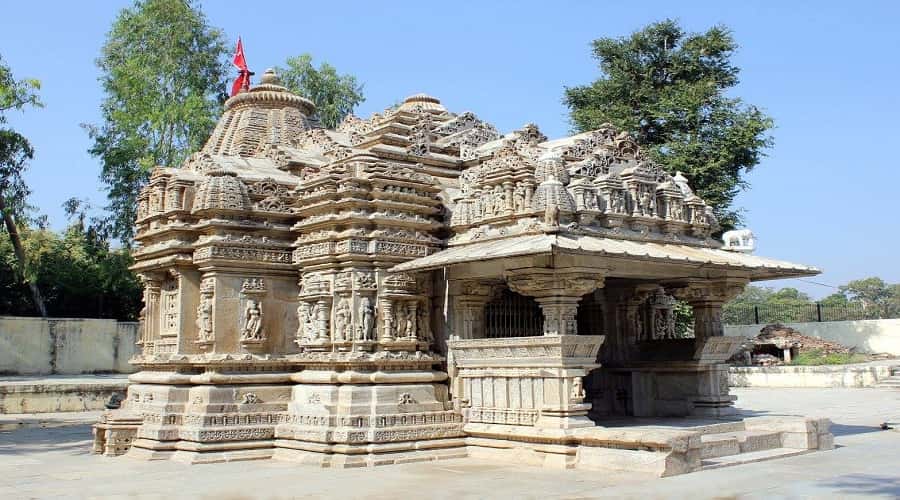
93,69 -> 833,475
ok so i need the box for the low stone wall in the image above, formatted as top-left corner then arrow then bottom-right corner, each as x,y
0,317 -> 139,375
725,319 -> 900,355
729,362 -> 894,388
0,376 -> 129,414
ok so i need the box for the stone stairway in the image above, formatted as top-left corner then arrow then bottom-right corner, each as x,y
694,419 -> 830,470
873,366 -> 900,388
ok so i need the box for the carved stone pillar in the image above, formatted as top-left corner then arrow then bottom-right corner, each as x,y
142,276 -> 162,347
667,280 -> 746,343
665,279 -> 748,417
316,299 -> 330,341
451,281 -> 497,340
406,300 -> 419,340
380,299 -> 395,341
506,269 -> 604,336
599,285 -> 656,365
523,180 -> 535,208
533,297 -> 580,336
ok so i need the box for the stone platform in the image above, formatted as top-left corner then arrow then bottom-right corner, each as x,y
465,414 -> 832,477
0,375 -> 128,414
2,388 -> 897,498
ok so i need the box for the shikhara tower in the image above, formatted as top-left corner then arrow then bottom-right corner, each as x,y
94,69 -> 831,473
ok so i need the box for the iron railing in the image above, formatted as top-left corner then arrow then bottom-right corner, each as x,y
722,302 -> 896,325
484,290 -> 543,338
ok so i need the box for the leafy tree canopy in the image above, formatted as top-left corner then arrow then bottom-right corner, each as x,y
564,19 -> 774,229
838,277 -> 900,318
0,217 -> 142,320
0,54 -> 42,218
0,53 -> 47,315
86,0 -> 229,244
276,54 -> 365,129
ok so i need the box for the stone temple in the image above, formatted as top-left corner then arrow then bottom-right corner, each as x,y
94,69 -> 832,475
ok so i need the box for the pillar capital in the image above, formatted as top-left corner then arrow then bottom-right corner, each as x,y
664,278 -> 747,306
505,268 -> 605,299
504,268 -> 605,336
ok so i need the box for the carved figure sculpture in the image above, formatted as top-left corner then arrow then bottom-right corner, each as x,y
297,302 -> 311,341
571,376 -> 586,402
610,191 -> 625,214
242,299 -> 263,340
196,297 -> 213,341
334,297 -> 351,341
544,203 -> 560,226
721,229 -> 756,253
513,184 -> 526,212
639,191 -> 653,217
417,305 -> 432,342
404,303 -> 416,339
359,296 -> 374,341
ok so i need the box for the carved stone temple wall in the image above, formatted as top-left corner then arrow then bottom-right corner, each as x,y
95,68 -> 826,472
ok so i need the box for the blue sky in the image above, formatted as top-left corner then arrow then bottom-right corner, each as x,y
2,1 -> 898,298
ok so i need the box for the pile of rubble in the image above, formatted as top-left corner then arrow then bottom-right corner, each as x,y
729,323 -> 853,366
756,324 -> 852,355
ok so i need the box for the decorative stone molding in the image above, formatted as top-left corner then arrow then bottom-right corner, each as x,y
448,335 -> 605,429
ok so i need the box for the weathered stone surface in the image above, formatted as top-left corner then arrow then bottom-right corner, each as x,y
93,70 -> 828,471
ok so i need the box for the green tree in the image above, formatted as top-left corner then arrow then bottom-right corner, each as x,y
564,20 -> 774,229
0,54 -> 46,316
839,277 -> 900,319
86,0 -> 229,244
0,219 -> 142,321
819,292 -> 850,308
276,54 -> 365,129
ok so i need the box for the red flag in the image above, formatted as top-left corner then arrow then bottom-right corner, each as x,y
230,37 -> 252,96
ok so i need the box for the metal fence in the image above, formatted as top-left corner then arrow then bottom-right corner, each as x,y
722,302 -> 896,325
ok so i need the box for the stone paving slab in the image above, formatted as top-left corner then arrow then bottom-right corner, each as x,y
0,388 -> 897,499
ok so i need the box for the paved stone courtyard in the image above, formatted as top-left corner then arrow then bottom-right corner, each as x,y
2,387 -> 899,499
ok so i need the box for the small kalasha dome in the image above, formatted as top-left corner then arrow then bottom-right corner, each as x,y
102,71 -> 827,473
398,93 -> 446,113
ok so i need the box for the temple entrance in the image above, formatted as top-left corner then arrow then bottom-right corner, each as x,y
483,289 -> 542,338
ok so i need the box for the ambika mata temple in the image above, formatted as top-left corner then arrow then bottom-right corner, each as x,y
93,69 -> 833,476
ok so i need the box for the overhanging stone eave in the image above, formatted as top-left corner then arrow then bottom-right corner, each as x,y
389,233 -> 558,273
390,232 -> 820,280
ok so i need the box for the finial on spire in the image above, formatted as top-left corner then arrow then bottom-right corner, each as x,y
230,37 -> 254,96
260,68 -> 280,86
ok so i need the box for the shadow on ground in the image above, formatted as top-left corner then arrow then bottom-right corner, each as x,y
819,473 -> 900,497
831,423 -> 884,437
0,424 -> 92,456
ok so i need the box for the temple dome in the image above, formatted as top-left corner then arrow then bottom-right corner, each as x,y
399,93 -> 446,113
192,170 -> 252,214
201,69 -> 317,157
531,175 -> 576,212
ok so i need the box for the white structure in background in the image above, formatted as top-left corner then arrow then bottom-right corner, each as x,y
722,229 -> 757,253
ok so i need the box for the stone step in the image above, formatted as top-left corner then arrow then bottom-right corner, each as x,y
701,447 -> 812,470
700,430 -> 783,459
